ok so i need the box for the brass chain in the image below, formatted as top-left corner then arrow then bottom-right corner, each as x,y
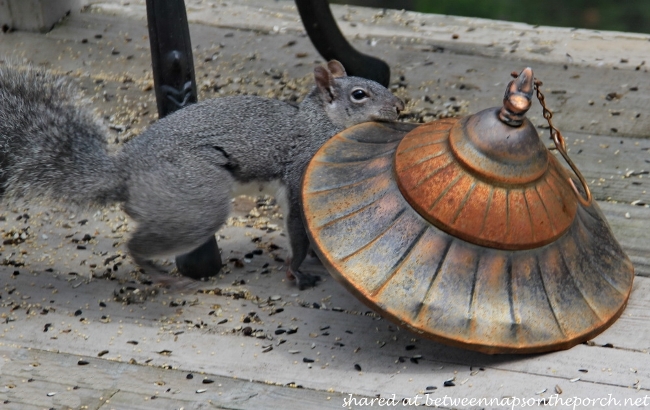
516,74 -> 593,206
533,79 -> 566,151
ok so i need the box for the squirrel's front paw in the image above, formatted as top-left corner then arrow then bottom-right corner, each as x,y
287,268 -> 321,290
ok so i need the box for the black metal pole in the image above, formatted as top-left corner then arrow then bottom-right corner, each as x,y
146,0 -> 223,279
295,0 -> 391,87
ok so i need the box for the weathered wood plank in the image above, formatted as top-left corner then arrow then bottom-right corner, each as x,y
0,348 -> 356,410
1,256 -> 649,401
600,202 -> 650,278
89,0 -> 650,139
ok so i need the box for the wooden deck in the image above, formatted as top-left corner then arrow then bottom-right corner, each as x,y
1,1 -> 649,408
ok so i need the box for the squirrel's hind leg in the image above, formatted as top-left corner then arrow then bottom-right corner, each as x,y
127,214 -> 227,276
124,157 -> 234,284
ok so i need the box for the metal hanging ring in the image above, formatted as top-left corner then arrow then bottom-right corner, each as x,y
551,129 -> 593,207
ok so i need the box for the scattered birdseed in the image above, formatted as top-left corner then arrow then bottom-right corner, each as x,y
47,392 -> 56,397
570,377 -> 580,383
186,374 -> 194,379
196,389 -> 207,394
202,379 -> 215,384
303,358 -> 315,363
97,350 -> 109,357
77,360 -> 89,366
536,388 -> 547,395
288,350 -> 300,354
354,364 -> 362,371
555,385 -> 563,394
426,386 -> 437,391
578,369 -> 588,373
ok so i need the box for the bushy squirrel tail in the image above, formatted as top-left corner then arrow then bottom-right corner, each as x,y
0,66 -> 126,207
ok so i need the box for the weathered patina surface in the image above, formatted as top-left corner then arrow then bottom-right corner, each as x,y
302,69 -> 634,354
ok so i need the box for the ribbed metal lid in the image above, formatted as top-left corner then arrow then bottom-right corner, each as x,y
394,68 -> 576,250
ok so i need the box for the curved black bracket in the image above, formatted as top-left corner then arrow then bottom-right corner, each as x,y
146,0 -> 223,279
295,0 -> 391,87
146,0 -> 198,116
160,81 -> 194,108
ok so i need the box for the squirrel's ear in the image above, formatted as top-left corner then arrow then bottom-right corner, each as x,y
314,65 -> 335,103
327,60 -> 347,78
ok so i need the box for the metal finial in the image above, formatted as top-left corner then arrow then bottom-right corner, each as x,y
499,67 -> 534,126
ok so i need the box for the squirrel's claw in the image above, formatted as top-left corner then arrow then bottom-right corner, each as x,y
133,259 -> 202,292
287,268 -> 321,290
147,271 -> 201,292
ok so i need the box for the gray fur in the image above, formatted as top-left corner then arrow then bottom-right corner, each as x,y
0,61 -> 403,288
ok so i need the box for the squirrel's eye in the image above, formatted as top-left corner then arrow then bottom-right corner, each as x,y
351,89 -> 368,101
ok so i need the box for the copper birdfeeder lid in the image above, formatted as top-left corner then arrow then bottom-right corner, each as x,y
301,68 -> 634,354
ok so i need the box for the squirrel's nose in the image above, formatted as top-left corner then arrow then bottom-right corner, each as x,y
395,98 -> 405,114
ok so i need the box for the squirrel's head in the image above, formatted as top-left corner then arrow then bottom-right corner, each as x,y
313,60 -> 403,129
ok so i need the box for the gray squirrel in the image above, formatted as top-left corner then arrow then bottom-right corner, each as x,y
0,60 -> 403,289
